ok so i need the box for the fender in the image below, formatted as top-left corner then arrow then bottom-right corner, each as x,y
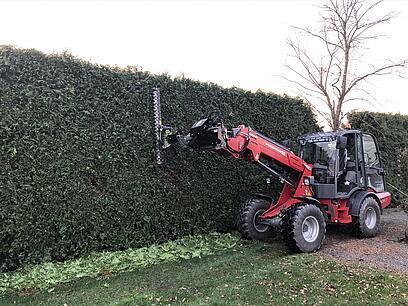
299,196 -> 329,221
300,196 -> 320,205
347,191 -> 382,216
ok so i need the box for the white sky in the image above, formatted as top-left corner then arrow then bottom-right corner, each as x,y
1,0 -> 407,119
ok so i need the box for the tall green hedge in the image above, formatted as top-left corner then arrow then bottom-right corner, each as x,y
349,111 -> 408,205
0,46 -> 318,271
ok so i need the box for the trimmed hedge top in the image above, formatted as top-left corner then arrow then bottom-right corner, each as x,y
0,46 -> 318,271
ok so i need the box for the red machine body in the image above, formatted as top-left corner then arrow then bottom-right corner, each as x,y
219,125 -> 391,225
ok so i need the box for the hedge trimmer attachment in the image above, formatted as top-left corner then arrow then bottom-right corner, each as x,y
152,87 -> 165,164
152,87 -> 227,164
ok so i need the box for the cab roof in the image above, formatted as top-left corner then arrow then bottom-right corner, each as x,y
299,129 -> 361,143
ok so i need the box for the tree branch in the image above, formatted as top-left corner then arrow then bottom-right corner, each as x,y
346,61 -> 407,95
283,0 -> 406,129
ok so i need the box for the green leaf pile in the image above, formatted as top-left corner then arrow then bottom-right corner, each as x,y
0,232 -> 238,295
0,46 -> 318,272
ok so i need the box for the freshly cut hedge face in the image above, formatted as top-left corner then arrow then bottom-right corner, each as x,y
349,112 -> 408,205
0,46 -> 318,271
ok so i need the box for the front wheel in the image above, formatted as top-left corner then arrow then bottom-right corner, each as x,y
238,198 -> 275,240
353,197 -> 381,238
281,204 -> 326,253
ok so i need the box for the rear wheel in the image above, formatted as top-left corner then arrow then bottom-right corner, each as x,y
353,197 -> 381,237
238,198 -> 275,240
281,204 -> 326,253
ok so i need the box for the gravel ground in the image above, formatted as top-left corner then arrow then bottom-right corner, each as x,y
319,207 -> 408,273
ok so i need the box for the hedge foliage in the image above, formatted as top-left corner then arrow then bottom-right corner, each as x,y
349,111 -> 408,205
0,46 -> 318,271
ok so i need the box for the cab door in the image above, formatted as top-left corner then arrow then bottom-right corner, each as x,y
361,134 -> 385,192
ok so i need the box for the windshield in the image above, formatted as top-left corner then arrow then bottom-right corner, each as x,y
301,141 -> 337,166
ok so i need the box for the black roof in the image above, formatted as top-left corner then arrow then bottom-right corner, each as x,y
299,129 -> 361,142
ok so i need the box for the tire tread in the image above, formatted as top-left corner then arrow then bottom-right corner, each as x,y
281,204 -> 326,253
353,197 -> 381,238
238,198 -> 274,240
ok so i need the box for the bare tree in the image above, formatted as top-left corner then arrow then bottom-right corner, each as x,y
284,0 -> 406,130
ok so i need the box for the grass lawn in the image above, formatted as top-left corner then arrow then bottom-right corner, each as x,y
1,239 -> 407,305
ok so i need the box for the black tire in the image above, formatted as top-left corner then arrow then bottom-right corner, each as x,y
281,204 -> 326,253
238,198 -> 275,240
353,197 -> 381,238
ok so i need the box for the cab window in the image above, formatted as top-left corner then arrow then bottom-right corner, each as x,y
362,134 -> 381,168
362,134 -> 384,192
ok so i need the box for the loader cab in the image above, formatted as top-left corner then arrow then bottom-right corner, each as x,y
299,130 -> 385,199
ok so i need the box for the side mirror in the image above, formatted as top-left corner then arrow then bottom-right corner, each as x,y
336,136 -> 347,149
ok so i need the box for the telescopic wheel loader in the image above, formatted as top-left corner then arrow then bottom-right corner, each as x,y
152,88 -> 391,252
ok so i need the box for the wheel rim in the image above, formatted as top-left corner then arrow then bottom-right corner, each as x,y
302,216 -> 319,243
365,207 -> 377,229
253,209 -> 268,233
